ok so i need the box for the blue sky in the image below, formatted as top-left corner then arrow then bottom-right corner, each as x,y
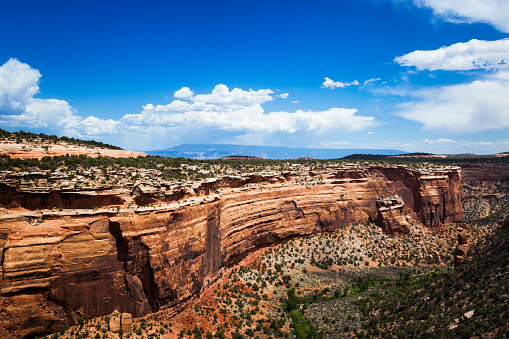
1,0 -> 509,154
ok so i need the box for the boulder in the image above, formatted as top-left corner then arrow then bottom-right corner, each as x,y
109,314 -> 121,332
121,313 -> 133,333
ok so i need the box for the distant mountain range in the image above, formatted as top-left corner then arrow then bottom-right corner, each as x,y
145,144 -> 406,159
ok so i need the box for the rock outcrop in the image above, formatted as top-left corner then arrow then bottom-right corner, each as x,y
376,195 -> 410,235
0,166 -> 463,337
454,227 -> 469,267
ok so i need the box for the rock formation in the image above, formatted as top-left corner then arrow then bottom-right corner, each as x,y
376,195 -> 410,235
454,227 -> 469,267
0,165 -> 463,337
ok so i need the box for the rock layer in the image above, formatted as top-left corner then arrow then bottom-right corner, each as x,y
0,166 -> 463,337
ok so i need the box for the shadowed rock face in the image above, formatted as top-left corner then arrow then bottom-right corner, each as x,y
0,182 -> 125,209
0,166 -> 463,338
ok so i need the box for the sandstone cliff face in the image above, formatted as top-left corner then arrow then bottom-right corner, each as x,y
0,166 -> 463,337
377,167 -> 463,228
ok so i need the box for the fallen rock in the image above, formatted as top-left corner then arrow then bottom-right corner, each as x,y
464,310 -> 475,319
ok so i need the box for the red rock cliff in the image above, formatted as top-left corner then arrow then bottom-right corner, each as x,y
0,166 -> 462,337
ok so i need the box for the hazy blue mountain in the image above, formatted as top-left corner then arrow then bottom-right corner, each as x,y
146,144 -> 406,159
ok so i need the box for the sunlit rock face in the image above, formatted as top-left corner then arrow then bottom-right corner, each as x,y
0,166 -> 463,338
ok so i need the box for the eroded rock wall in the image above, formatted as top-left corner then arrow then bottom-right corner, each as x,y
378,167 -> 463,227
0,166 -> 463,337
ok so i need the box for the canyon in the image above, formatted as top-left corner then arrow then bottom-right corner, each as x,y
0,164 -> 465,338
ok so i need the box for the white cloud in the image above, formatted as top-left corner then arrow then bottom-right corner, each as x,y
322,77 -> 360,89
192,84 -> 274,107
396,71 -> 509,132
323,77 -> 382,89
364,78 -> 381,85
0,58 -> 41,114
65,116 -> 121,136
276,93 -> 289,99
122,98 -> 376,134
0,58 -> 121,139
120,85 -> 377,136
395,38 -> 509,71
0,59 -> 78,128
174,87 -> 194,100
291,101 -> 299,104
412,0 -> 509,33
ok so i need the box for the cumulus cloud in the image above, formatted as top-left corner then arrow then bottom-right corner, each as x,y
0,58 -> 119,138
396,71 -> 509,132
395,38 -> 509,71
191,84 -> 274,107
116,84 -> 377,136
0,58 -> 41,114
412,0 -> 509,33
0,59 -> 377,149
122,92 -> 376,134
174,87 -> 194,100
